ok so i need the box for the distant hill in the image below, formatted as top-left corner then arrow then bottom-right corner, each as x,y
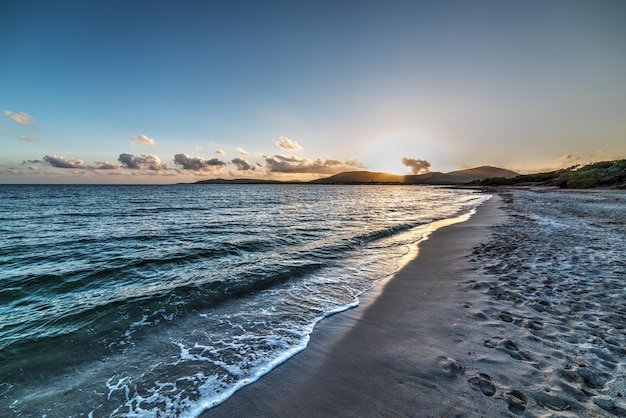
309,171 -> 406,184
195,178 -> 302,184
312,166 -> 518,185
473,159 -> 626,189
194,166 -> 519,185
406,166 -> 519,184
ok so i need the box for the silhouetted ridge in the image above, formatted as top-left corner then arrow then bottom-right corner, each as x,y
193,166 -> 519,185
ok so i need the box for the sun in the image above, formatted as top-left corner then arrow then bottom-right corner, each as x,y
361,132 -> 451,174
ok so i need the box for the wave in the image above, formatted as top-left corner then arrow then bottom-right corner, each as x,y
0,184 -> 490,417
0,214 -> 442,358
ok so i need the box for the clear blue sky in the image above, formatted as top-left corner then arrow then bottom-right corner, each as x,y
2,0 -> 625,183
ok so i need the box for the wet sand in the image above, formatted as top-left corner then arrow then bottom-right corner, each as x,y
205,189 -> 626,417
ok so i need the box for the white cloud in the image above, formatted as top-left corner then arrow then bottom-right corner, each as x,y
401,157 -> 431,175
231,157 -> 255,171
130,134 -> 155,146
118,153 -> 167,170
265,154 -> 365,174
43,155 -> 85,169
274,136 -> 303,151
3,110 -> 34,125
94,161 -> 120,170
215,149 -> 226,155
19,136 -> 39,142
236,147 -> 250,156
174,153 -> 227,171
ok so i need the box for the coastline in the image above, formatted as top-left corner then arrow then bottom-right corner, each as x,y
204,195 -> 505,417
205,188 -> 626,417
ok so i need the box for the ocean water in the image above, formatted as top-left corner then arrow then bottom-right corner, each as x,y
0,184 -> 488,417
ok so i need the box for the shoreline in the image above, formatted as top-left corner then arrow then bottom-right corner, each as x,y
204,188 -> 626,417
204,195 -> 505,417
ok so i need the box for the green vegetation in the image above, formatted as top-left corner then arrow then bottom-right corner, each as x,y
473,160 -> 626,189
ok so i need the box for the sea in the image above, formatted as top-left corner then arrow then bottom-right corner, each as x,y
0,184 -> 489,417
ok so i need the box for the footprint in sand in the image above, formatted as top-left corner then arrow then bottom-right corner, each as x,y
506,390 -> 528,415
525,319 -> 544,330
468,373 -> 496,396
483,338 -> 533,361
496,311 -> 514,322
498,339 -> 533,361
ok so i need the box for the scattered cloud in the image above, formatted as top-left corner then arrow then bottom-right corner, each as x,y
19,136 -> 39,142
514,150 -> 623,174
215,149 -> 226,155
3,110 -> 34,125
174,153 -> 227,171
43,155 -> 85,169
401,157 -> 431,175
236,147 -> 250,156
555,150 -> 619,169
231,157 -> 255,171
118,153 -> 167,170
130,134 -> 155,146
265,154 -> 365,174
556,153 -> 582,168
274,136 -> 302,151
94,161 -> 120,170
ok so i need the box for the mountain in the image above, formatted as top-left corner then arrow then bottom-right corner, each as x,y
312,166 -> 518,185
193,166 -> 519,185
309,171 -> 406,184
194,178 -> 302,184
406,166 -> 519,184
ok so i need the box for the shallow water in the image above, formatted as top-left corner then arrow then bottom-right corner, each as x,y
0,184 -> 488,417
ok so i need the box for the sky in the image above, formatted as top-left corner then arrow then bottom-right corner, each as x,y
1,0 -> 625,184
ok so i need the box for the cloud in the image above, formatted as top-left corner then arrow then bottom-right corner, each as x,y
265,154 -> 365,174
236,147 -> 250,156
43,155 -> 85,169
118,153 -> 167,170
554,150 -> 619,169
401,157 -> 431,175
274,136 -> 303,151
130,134 -> 155,146
94,161 -> 120,170
3,110 -> 34,125
19,136 -> 39,142
215,149 -> 226,155
174,153 -> 227,171
556,153 -> 582,168
231,157 -> 255,171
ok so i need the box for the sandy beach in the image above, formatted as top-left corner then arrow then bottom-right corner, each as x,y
204,188 -> 626,417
